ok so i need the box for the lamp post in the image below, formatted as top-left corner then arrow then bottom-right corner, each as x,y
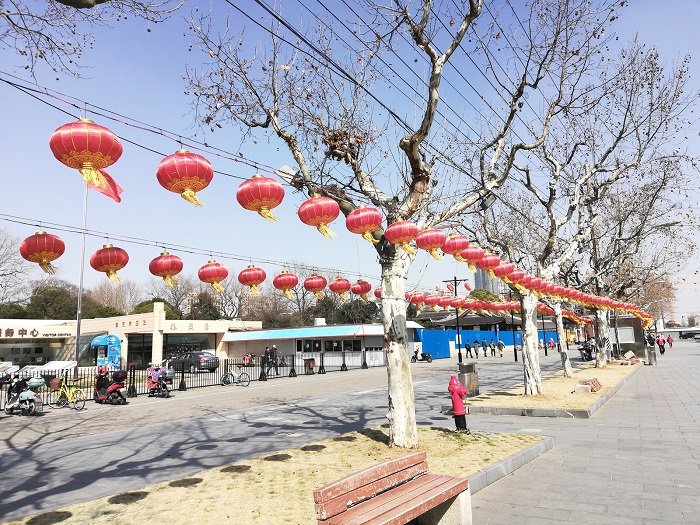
443,276 -> 469,364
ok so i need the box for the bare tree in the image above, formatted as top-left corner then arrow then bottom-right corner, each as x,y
0,228 -> 33,304
1,0 -> 181,77
186,0 -> 628,446
87,279 -> 144,313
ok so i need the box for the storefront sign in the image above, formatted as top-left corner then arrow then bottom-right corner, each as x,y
0,326 -> 74,339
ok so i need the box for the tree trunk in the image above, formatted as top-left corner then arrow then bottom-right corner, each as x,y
552,302 -> 573,377
594,308 -> 610,368
520,292 -> 543,394
380,250 -> 418,448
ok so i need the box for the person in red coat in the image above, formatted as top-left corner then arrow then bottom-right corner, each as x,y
448,376 -> 470,434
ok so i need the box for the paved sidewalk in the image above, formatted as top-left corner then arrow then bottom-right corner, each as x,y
469,340 -> 700,525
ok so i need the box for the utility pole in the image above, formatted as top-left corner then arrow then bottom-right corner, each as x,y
443,276 -> 470,364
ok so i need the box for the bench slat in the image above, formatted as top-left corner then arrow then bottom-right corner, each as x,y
321,474 -> 469,525
315,462 -> 428,520
314,451 -> 427,504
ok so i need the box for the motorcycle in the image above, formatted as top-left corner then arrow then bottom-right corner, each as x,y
242,353 -> 256,366
146,364 -> 173,398
579,341 -> 595,361
4,374 -> 45,415
94,367 -> 128,405
410,349 -> 433,363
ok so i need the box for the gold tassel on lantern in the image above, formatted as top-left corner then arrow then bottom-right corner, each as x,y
181,190 -> 204,207
106,270 -> 122,283
362,232 -> 379,244
79,163 -> 108,188
283,289 -> 293,299
210,282 -> 225,293
466,262 -> 477,272
314,291 -> 324,300
427,249 -> 442,260
316,223 -> 336,238
164,276 -> 178,287
250,284 -> 261,295
399,242 -> 417,255
258,208 -> 279,222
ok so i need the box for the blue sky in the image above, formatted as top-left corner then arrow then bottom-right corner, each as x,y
0,0 -> 697,322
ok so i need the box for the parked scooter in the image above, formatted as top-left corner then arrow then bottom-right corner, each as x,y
4,373 -> 45,415
410,349 -> 433,363
146,364 -> 172,398
579,341 -> 595,361
94,367 -> 128,405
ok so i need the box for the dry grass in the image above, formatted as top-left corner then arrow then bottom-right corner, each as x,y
467,359 -> 639,410
8,426 -> 541,525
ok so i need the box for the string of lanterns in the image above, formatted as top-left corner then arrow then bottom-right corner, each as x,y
21,118 -> 655,328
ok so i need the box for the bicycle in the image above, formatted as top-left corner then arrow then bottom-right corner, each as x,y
220,366 -> 251,387
47,376 -> 86,410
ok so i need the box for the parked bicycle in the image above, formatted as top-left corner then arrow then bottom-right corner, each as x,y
47,376 -> 86,410
221,366 -> 251,387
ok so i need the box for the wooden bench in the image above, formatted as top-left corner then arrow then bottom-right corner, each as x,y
313,451 -> 471,525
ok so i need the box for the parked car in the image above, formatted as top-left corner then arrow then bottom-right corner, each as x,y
169,351 -> 220,373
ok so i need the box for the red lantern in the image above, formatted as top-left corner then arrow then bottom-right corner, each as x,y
49,119 -> 123,188
329,276 -> 351,301
237,174 -> 285,222
298,195 -> 340,238
460,245 -> 484,271
476,253 -> 501,279
438,295 -> 453,311
384,220 -> 419,255
409,292 -> 426,310
451,297 -> 466,311
492,262 -> 514,282
304,274 -> 328,300
198,260 -> 229,292
149,251 -> 183,287
19,231 -> 65,274
90,244 -> 129,282
350,279 -> 372,301
424,294 -> 441,312
238,265 -> 266,295
442,234 -> 470,262
156,149 -> 214,206
374,287 -> 382,299
464,282 -> 472,291
273,270 -> 298,299
346,206 -> 382,244
415,229 -> 446,260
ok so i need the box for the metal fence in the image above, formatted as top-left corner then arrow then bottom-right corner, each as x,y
1,350 -> 386,405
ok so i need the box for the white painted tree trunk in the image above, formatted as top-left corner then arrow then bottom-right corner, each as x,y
594,308 -> 610,368
520,292 -> 543,394
380,250 -> 418,448
552,302 -> 573,377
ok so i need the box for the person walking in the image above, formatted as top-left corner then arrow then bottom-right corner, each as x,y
266,345 -> 279,376
656,335 -> 666,355
489,340 -> 496,357
497,339 -> 505,357
481,338 -> 488,357
465,341 -> 473,359
667,335 -> 674,349
548,338 -> 556,353
473,340 -> 480,359
448,376 -> 469,434
646,333 -> 655,347
262,346 -> 270,375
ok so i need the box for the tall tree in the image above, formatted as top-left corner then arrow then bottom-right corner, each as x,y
87,279 -> 144,314
0,228 -> 33,304
187,0 -> 630,446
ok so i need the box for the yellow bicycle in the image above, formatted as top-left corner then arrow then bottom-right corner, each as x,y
47,377 -> 86,410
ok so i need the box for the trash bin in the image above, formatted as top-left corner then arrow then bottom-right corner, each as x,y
646,346 -> 657,366
458,363 -> 479,396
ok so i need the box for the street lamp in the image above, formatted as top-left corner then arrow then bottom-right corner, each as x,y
443,276 -> 469,364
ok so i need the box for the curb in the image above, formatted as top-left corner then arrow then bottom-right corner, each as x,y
468,435 -> 554,493
466,362 -> 643,419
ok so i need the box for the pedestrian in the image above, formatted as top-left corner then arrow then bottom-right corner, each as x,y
448,376 -> 469,434
266,345 -> 279,376
538,340 -> 545,353
646,333 -> 655,347
656,335 -> 666,355
548,338 -> 556,352
497,339 -> 505,357
481,338 -> 488,357
667,335 -> 674,349
464,341 -> 473,358
489,339 -> 496,357
473,340 -> 480,358
262,346 -> 270,374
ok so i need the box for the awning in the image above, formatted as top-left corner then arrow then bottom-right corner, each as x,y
221,322 -> 422,343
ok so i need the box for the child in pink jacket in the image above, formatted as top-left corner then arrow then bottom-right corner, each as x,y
448,376 -> 470,434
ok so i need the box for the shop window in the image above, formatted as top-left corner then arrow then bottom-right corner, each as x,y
352,340 -> 361,352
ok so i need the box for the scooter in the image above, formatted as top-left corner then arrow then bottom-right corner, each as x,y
4,374 -> 45,415
94,367 -> 128,405
410,349 -> 433,363
146,365 -> 172,398
579,342 -> 594,361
